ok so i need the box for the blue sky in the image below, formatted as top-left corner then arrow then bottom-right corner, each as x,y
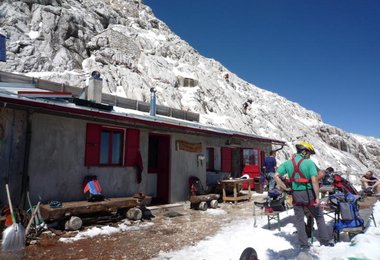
145,0 -> 380,139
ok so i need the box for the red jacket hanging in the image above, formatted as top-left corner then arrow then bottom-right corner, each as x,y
135,150 -> 143,184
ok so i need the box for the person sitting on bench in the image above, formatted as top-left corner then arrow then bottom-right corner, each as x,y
361,170 -> 380,195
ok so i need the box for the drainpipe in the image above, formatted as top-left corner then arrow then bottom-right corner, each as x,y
20,111 -> 32,208
273,144 -> 285,152
6,110 -> 15,196
149,87 -> 157,116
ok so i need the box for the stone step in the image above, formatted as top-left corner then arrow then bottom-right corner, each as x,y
147,203 -> 186,216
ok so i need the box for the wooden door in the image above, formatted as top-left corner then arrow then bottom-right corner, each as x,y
148,134 -> 170,204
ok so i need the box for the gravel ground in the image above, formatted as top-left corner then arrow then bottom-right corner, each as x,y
11,198 -> 261,260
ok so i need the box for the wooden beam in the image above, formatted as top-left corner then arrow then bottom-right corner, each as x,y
39,197 -> 151,221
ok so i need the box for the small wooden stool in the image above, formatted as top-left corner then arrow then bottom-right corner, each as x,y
265,211 -> 281,231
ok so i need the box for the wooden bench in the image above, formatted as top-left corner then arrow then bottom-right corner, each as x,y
40,196 -> 151,222
189,193 -> 220,211
336,226 -> 364,241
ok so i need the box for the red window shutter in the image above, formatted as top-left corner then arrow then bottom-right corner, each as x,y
85,123 -> 101,166
260,150 -> 265,173
221,147 -> 232,172
125,129 -> 140,166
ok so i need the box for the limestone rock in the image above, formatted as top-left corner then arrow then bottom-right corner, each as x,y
0,0 -> 379,184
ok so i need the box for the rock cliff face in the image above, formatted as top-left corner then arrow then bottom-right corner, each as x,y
1,0 -> 379,183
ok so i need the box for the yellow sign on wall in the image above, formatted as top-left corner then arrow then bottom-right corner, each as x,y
176,140 -> 202,153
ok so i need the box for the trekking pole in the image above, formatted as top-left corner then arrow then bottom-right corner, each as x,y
27,191 -> 39,235
25,202 -> 41,236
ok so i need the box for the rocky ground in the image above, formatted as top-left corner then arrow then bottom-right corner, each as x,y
3,199 -> 260,260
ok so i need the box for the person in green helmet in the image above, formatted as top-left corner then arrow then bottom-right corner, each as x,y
273,141 -> 333,250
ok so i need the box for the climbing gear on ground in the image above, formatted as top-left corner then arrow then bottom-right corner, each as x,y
49,201 -> 62,208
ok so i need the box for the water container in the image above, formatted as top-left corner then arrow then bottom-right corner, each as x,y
254,177 -> 264,193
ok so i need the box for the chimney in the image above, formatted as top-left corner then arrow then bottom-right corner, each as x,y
87,71 -> 102,103
149,87 -> 157,116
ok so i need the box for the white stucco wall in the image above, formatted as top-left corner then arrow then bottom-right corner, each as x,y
26,112 -> 273,204
28,113 -> 148,203
169,133 -> 207,202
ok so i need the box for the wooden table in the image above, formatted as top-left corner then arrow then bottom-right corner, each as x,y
221,178 -> 252,204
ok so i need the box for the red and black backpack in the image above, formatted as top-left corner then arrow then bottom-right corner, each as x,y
333,174 -> 359,195
83,175 -> 105,202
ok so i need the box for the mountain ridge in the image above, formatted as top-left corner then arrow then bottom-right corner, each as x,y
0,0 -> 379,183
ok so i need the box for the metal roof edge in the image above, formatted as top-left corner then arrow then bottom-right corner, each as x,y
0,82 -> 285,145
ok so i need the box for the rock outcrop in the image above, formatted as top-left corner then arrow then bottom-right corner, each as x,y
1,0 -> 379,183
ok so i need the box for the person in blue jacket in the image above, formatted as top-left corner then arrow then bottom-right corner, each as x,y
263,150 -> 277,191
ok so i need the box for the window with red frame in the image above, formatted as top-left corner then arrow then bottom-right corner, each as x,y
206,147 -> 214,171
242,148 -> 258,166
99,128 -> 124,165
85,123 -> 140,167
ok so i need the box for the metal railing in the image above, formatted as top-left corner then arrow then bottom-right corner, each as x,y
0,71 -> 200,122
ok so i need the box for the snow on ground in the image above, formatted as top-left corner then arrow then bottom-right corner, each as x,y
152,201 -> 380,260
59,220 -> 154,243
56,199 -> 380,259
200,208 -> 227,216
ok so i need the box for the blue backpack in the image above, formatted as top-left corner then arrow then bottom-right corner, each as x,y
329,192 -> 363,231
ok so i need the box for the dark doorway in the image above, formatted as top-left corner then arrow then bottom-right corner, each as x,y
148,134 -> 170,204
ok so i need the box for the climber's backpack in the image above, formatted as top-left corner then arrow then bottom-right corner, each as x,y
329,192 -> 364,231
254,189 -> 286,212
189,176 -> 206,195
333,174 -> 359,195
268,189 -> 287,211
83,175 -> 105,202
